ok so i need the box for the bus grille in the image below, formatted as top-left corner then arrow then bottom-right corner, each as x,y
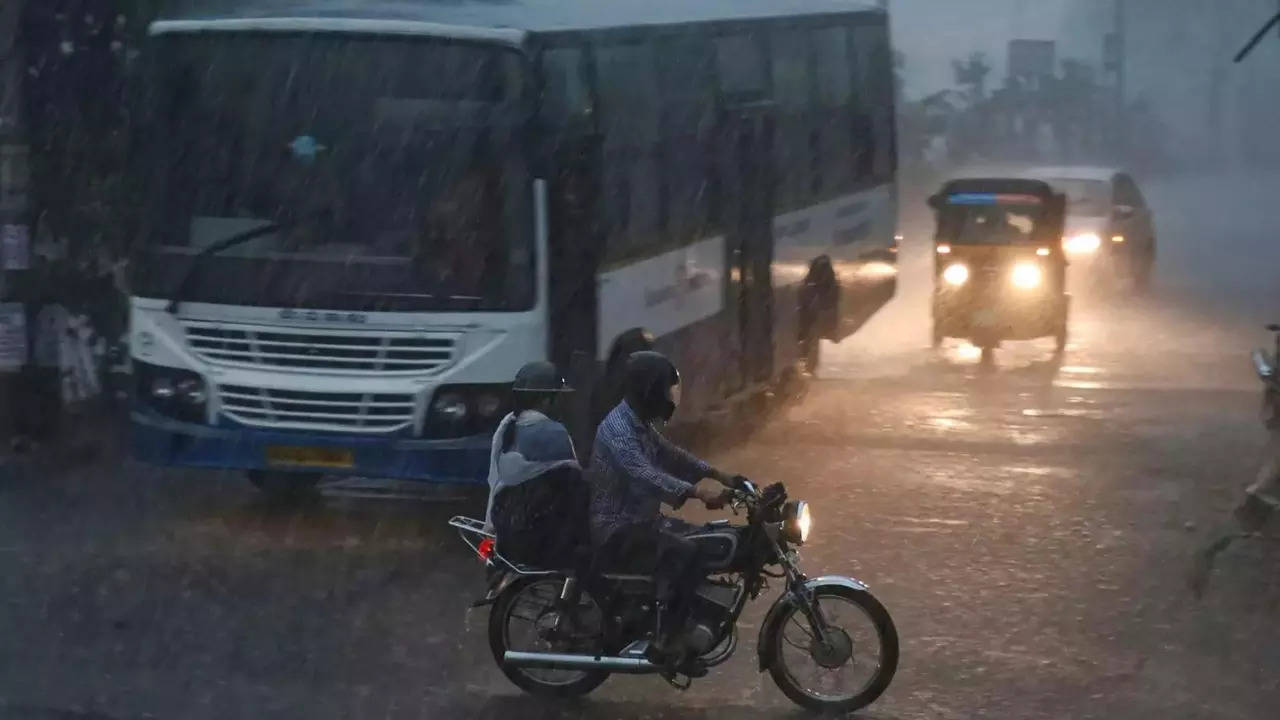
218,385 -> 416,432
182,322 -> 456,373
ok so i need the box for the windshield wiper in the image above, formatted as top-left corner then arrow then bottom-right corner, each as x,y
165,222 -> 282,315
1235,10 -> 1280,62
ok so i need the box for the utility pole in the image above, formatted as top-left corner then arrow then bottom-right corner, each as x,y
1113,0 -> 1126,150
0,0 -> 30,446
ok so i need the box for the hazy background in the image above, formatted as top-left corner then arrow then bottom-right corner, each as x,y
891,0 -> 1280,171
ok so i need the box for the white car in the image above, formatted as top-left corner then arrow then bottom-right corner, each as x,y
1026,166 -> 1157,290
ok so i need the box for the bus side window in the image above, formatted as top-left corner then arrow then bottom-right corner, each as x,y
595,42 -> 662,266
714,33 -> 768,105
853,23 -> 895,180
813,25 -> 855,198
769,27 -> 813,210
538,46 -> 592,127
658,34 -> 715,243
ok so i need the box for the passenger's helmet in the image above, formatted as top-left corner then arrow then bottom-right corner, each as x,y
624,351 -> 681,422
513,361 -> 572,395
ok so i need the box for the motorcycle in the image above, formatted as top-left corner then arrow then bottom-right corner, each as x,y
450,479 -> 899,714
1188,324 -> 1280,597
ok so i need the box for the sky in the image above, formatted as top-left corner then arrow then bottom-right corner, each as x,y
890,0 -> 1109,98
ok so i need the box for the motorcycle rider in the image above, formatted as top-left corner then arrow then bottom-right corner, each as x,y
485,362 -> 586,566
587,351 -> 737,671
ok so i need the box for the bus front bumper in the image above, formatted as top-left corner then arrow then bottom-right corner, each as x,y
131,411 -> 491,484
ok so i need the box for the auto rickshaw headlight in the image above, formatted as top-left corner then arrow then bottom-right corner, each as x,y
942,263 -> 969,286
1064,233 -> 1101,254
1011,263 -> 1043,289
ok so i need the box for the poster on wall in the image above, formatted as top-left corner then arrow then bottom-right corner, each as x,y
0,302 -> 27,371
1,223 -> 29,270
0,143 -> 29,213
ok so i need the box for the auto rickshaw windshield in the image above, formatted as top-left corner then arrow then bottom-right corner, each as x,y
937,196 -> 1045,245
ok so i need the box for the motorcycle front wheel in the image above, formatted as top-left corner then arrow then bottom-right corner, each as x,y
767,585 -> 899,713
488,577 -> 610,698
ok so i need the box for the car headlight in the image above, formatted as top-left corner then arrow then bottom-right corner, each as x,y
1011,263 -> 1043,289
1064,233 -> 1101,254
782,500 -> 812,545
942,263 -> 970,286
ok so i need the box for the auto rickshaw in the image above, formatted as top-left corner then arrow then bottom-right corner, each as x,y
928,178 -> 1069,357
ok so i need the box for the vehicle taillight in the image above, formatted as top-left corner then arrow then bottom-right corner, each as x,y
477,538 -> 495,561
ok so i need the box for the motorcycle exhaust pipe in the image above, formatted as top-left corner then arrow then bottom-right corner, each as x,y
503,650 -> 657,674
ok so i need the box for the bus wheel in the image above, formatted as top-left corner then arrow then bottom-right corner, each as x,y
248,471 -> 321,502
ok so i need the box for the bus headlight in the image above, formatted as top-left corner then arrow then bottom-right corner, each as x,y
134,361 -> 207,423
475,392 -> 505,420
1064,233 -> 1101,254
176,378 -> 207,405
150,376 -> 175,400
782,500 -> 812,545
423,384 -> 514,438
432,392 -> 469,422
1011,263 -> 1043,289
942,263 -> 970,286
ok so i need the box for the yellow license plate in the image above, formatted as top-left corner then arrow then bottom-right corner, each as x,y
266,446 -> 355,469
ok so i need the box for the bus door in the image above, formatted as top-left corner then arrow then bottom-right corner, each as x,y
720,105 -> 777,387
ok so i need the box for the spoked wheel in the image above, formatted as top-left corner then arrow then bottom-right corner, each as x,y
488,577 -> 610,697
768,586 -> 899,713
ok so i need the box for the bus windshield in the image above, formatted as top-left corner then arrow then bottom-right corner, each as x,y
133,33 -> 535,312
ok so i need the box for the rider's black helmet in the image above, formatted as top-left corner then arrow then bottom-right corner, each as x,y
624,351 -> 680,423
513,361 -> 571,395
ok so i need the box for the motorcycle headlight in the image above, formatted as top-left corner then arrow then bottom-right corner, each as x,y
782,501 -> 812,545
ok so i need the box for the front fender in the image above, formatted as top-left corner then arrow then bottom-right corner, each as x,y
757,575 -> 869,672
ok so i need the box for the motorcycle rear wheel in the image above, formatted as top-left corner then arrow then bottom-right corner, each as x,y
767,585 -> 899,713
488,577 -> 611,697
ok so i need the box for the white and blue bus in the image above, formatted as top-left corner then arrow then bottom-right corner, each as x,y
130,0 -> 899,495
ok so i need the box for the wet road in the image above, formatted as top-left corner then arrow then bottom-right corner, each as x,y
3,173 -> 1280,719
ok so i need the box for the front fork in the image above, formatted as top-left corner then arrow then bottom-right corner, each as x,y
776,541 -> 833,642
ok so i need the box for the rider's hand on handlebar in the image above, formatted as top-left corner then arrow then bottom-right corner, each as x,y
693,479 -> 732,510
